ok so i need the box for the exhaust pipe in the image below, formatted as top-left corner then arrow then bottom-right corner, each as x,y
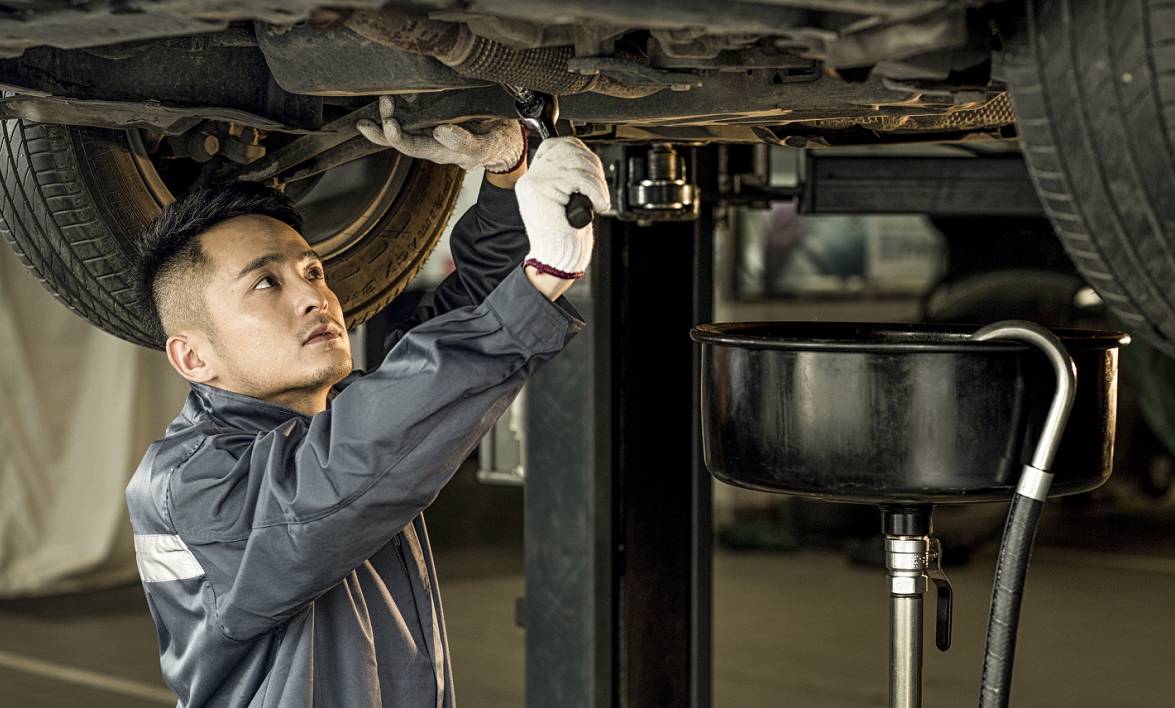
343,8 -> 658,98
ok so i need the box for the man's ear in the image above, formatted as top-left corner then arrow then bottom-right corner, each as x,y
164,334 -> 217,384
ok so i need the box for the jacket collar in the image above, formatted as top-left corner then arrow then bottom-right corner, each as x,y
185,372 -> 363,434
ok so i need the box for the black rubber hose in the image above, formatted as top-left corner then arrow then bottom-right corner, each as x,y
979,493 -> 1044,708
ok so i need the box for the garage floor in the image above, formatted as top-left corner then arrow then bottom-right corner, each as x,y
2,495 -> 1174,707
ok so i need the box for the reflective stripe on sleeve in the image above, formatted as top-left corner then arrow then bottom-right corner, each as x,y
133,534 -> 205,583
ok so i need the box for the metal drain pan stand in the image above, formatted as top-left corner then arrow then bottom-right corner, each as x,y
691,322 -> 1126,505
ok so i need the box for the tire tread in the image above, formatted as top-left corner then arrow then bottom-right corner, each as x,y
1004,0 -> 1175,351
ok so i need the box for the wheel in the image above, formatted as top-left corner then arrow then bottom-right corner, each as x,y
0,118 -> 463,349
998,0 -> 1175,354
922,268 -> 1088,328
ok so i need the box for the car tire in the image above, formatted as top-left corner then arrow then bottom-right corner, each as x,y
0,119 -> 462,349
998,0 -> 1175,354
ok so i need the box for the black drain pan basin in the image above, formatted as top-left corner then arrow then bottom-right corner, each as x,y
690,322 -> 1127,504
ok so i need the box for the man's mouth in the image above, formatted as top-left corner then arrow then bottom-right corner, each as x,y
304,323 -> 343,345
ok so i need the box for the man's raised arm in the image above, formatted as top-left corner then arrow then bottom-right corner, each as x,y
170,265 -> 585,640
383,174 -> 531,346
166,129 -> 609,641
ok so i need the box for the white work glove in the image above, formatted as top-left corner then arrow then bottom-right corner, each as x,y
515,137 -> 611,280
355,95 -> 527,173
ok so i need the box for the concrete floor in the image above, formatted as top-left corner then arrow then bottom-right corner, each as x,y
2,494 -> 1175,707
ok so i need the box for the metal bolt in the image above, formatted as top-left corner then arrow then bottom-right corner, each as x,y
201,134 -> 219,156
182,129 -> 221,163
646,143 -> 680,182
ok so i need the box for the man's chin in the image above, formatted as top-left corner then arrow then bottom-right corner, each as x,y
287,348 -> 349,389
315,356 -> 354,389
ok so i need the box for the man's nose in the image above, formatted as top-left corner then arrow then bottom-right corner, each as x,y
294,278 -> 330,315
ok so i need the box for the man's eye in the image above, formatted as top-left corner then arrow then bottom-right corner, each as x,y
254,275 -> 276,290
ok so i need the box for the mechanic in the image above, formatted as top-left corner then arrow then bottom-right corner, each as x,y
124,95 -> 610,707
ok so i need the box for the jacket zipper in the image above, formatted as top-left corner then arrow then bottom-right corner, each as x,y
393,533 -> 411,576
394,532 -> 433,657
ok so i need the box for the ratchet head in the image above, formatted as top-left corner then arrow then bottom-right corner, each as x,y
502,84 -> 558,139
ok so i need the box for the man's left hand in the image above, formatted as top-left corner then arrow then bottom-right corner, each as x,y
356,95 -> 526,174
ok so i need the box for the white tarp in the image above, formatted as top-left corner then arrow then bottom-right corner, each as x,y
0,242 -> 188,597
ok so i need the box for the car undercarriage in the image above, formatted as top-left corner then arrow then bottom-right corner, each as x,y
3,0 -> 1175,369
0,0 -> 1017,147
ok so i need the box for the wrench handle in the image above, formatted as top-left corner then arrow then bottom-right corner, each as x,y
565,193 -> 594,229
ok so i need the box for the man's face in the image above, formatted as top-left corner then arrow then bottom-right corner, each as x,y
194,214 -> 352,407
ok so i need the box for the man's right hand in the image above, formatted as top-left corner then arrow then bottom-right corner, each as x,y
515,137 -> 611,281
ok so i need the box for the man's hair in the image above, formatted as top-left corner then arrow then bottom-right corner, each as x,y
135,181 -> 304,349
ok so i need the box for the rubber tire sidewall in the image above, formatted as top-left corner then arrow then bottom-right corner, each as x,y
999,0 -> 1175,354
0,120 -> 463,349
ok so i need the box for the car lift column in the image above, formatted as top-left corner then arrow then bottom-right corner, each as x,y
524,146 -> 715,708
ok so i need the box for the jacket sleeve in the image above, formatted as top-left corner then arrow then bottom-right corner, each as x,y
383,177 -> 530,349
170,263 -> 585,640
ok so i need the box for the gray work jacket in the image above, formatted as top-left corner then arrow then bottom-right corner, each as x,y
125,181 -> 585,707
